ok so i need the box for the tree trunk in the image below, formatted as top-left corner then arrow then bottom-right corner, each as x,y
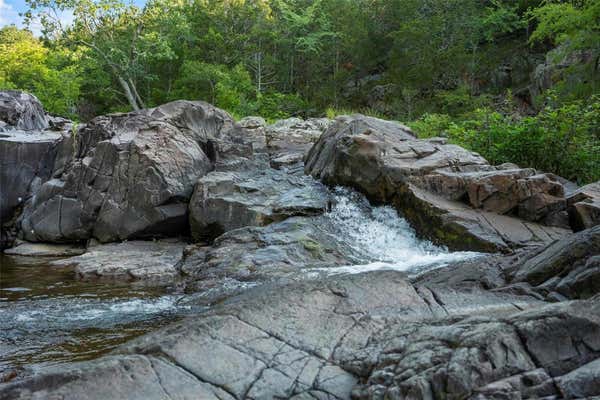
118,76 -> 140,111
129,78 -> 146,109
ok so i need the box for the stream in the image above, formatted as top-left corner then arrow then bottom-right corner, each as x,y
0,188 -> 479,380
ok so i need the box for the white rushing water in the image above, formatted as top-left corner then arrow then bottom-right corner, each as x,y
320,188 -> 480,274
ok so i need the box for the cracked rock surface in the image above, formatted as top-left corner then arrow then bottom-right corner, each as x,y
19,100 -> 246,243
4,259 -> 600,399
189,167 -> 330,242
0,91 -> 72,249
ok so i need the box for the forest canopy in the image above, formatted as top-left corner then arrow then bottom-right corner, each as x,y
1,0 -> 598,182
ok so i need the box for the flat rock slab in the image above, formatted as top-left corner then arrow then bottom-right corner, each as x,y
3,242 -> 85,257
51,240 -> 185,281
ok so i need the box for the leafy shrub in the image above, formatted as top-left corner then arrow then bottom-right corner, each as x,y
411,96 -> 600,184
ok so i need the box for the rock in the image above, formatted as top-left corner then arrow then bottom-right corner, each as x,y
1,270 -> 554,400
509,225 -> 600,299
567,181 -> 600,231
3,241 -> 85,257
266,117 -> 332,168
353,298 -> 600,400
51,240 -> 185,281
305,114 -> 571,252
0,91 -> 48,131
0,355 -> 235,400
238,116 -> 266,130
237,116 -> 268,153
188,167 -> 330,241
181,216 -> 360,283
0,91 -> 72,249
464,169 -> 565,215
19,101 -> 245,244
0,130 -> 68,248
555,358 -> 600,398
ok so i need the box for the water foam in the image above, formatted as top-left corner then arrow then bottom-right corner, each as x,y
319,188 -> 480,274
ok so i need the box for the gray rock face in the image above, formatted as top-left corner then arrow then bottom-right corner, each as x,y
0,91 -> 71,249
182,216 -> 360,283
6,267 -> 600,400
305,114 -> 571,252
19,101 -> 244,243
266,117 -> 332,169
0,91 -> 48,131
51,240 -> 185,281
353,298 -> 600,400
509,225 -> 600,300
188,167 -> 330,241
567,181 -> 600,231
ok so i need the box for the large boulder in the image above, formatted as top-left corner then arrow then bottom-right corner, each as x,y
181,216 -> 360,283
567,181 -> 600,231
188,167 -> 330,241
19,101 -> 247,243
305,114 -> 571,252
0,91 -> 71,249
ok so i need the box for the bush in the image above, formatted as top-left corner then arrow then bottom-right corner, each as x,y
411,96 -> 600,184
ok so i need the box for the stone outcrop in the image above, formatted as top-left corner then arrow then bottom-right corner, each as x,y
188,167 -> 330,241
4,95 -> 600,399
508,225 -> 600,300
19,101 -> 248,244
0,91 -> 72,249
567,181 -> 600,231
305,114 -> 572,252
181,216 -> 360,284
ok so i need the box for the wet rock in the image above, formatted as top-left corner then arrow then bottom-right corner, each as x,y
182,216 -> 359,282
305,114 -> 571,252
188,168 -> 330,241
0,91 -> 47,131
0,270 -> 552,400
567,181 -> 600,231
3,241 -> 85,257
51,240 -> 185,281
19,101 -> 244,244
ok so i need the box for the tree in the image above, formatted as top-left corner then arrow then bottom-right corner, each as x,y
0,26 -> 80,117
25,0 -> 176,110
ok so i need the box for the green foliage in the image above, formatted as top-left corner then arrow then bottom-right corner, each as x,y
412,95 -> 600,184
529,0 -> 600,49
0,26 -> 80,118
1,0 -> 596,185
